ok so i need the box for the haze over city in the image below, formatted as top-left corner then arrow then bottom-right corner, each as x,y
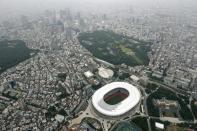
1,0 -> 197,21
0,0 -> 197,131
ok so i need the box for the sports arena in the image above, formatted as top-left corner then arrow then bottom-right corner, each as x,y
91,82 -> 141,119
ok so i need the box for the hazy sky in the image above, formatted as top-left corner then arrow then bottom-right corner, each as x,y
0,0 -> 197,21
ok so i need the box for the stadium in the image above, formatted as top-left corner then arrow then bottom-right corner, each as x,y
91,82 -> 141,119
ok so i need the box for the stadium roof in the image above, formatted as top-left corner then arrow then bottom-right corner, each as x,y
92,82 -> 141,117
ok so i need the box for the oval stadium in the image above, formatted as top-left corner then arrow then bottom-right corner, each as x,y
92,82 -> 141,118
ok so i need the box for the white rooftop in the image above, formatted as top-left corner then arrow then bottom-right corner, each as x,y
84,71 -> 94,78
130,75 -> 140,82
98,67 -> 114,79
55,114 -> 64,123
155,122 -> 164,129
92,82 -> 141,117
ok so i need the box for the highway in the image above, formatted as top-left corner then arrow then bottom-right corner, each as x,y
148,79 -> 191,96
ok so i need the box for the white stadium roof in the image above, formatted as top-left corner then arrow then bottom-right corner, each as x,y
92,82 -> 141,117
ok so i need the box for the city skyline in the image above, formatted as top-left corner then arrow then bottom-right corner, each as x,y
0,0 -> 197,131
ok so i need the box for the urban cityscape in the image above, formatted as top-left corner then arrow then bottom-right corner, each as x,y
0,0 -> 197,131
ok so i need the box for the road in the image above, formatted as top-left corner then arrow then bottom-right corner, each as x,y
148,79 -> 191,96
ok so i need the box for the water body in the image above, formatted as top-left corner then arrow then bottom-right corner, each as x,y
78,30 -> 151,66
0,40 -> 37,73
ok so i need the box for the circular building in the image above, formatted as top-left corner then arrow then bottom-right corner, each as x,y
92,82 -> 141,118
98,67 -> 114,79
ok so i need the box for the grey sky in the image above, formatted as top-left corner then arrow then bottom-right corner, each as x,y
0,0 -> 197,21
